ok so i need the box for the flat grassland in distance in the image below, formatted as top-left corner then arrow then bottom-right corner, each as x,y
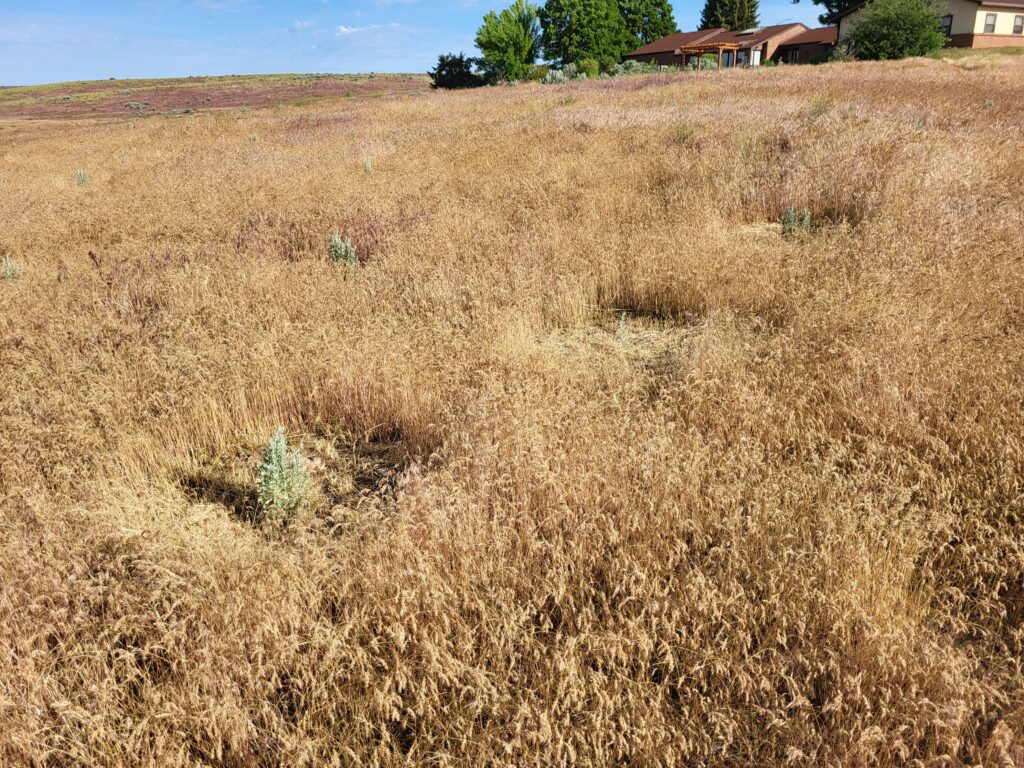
0,73 -> 427,119
1,57 -> 1022,766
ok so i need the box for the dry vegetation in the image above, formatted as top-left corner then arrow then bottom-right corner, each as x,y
0,74 -> 427,119
1,56 -> 1023,766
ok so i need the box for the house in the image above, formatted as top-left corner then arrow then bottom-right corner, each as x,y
624,24 -> 837,69
772,26 -> 839,63
836,0 -> 1024,48
623,29 -> 728,66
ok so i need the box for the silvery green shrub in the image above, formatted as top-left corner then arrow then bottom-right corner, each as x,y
75,170 -> 90,186
1,256 -> 20,280
257,427 -> 309,526
328,233 -> 358,266
612,60 -> 659,76
781,207 -> 812,236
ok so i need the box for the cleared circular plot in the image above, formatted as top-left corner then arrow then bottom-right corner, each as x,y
179,428 -> 415,534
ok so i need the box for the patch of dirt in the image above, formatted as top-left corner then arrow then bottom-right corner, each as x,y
179,429 -> 413,533
305,431 -> 413,534
546,311 -> 706,399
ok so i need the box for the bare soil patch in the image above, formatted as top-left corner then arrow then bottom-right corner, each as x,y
180,429 -> 414,533
547,312 -> 705,398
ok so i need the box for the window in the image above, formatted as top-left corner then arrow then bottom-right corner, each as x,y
1014,14 -> 1023,34
984,13 -> 997,33
939,14 -> 953,35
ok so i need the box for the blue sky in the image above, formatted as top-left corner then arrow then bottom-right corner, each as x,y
0,0 -> 822,85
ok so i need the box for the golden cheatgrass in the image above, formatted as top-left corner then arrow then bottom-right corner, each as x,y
1,57 -> 1022,766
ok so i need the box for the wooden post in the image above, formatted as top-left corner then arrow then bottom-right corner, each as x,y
717,47 -> 723,70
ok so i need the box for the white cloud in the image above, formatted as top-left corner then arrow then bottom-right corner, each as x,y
336,23 -> 401,35
292,19 -> 314,31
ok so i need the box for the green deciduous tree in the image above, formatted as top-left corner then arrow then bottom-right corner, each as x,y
540,0 -> 632,66
846,0 -> 945,59
618,0 -> 679,47
699,0 -> 759,30
476,0 -> 543,81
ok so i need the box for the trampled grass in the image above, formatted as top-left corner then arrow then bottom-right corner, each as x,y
1,59 -> 1023,765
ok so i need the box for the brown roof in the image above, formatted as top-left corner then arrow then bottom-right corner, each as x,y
627,23 -> 830,58
680,23 -> 809,50
776,26 -> 838,46
977,0 -> 1024,6
625,29 -> 725,56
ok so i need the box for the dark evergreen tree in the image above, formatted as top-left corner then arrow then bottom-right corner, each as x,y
618,0 -> 679,47
699,0 -> 759,30
539,0 -> 632,65
791,0 -> 851,25
428,53 -> 488,89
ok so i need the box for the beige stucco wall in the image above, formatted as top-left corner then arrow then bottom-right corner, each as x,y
949,0 -> 986,34
838,0 -> 1024,38
836,11 -> 861,38
972,6 -> 1024,33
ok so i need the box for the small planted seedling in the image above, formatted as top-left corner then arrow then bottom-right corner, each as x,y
674,123 -> 694,145
809,96 -> 831,119
363,158 -> 373,175
328,233 -> 358,266
257,427 -> 309,527
75,170 -> 90,186
1,255 -> 21,280
781,206 -> 812,237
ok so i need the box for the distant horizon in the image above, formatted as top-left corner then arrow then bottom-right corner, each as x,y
1,72 -> 430,89
0,0 -> 822,87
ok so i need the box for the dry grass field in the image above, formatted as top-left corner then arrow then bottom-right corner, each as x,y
1,57 -> 1023,766
0,74 -> 427,119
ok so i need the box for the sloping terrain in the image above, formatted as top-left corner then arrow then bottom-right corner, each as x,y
1,57 -> 1023,766
0,73 -> 427,119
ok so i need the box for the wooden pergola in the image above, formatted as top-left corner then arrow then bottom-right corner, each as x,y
675,42 -> 742,70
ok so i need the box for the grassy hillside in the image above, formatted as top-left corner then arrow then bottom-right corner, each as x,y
932,45 -> 1024,59
1,57 -> 1023,765
0,73 -> 428,119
